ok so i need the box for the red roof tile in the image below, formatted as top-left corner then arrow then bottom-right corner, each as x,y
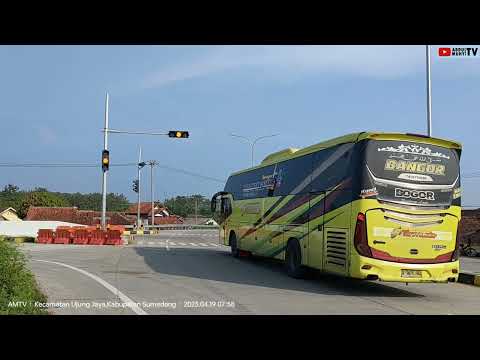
25,206 -> 137,226
125,202 -> 168,216
26,207 -> 78,222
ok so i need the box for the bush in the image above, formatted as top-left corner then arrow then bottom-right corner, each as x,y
1,236 -> 36,244
0,241 -> 48,314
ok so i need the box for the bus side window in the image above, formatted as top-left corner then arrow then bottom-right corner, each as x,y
311,143 -> 354,191
273,153 -> 312,196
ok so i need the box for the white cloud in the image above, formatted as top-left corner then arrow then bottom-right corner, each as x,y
143,45 -> 426,89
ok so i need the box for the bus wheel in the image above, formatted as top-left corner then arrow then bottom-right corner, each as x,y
230,232 -> 240,258
285,239 -> 305,279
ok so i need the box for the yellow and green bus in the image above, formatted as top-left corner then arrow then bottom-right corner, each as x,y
211,132 -> 462,283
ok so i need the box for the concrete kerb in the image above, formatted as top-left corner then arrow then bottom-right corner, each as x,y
458,271 -> 480,287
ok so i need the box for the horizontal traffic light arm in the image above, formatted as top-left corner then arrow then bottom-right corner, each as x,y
104,129 -> 169,136
103,129 -> 189,138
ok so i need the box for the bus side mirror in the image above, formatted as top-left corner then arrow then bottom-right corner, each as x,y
210,196 -> 217,213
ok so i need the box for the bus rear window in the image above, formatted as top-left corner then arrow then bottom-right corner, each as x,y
363,140 -> 460,207
365,140 -> 459,186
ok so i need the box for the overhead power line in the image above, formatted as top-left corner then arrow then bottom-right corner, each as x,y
0,162 -> 226,183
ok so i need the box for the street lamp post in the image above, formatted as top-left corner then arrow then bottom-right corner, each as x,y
426,45 -> 432,137
229,133 -> 280,167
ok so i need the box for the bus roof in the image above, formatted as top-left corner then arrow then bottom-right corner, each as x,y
230,132 -> 462,176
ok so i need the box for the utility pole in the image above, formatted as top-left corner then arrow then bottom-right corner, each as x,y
426,45 -> 432,136
101,93 -> 109,229
147,160 -> 159,227
195,197 -> 198,225
137,147 -> 142,228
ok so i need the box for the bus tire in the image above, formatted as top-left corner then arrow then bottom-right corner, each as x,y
285,239 -> 306,279
230,232 -> 240,258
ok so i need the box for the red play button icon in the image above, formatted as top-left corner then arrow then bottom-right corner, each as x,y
439,48 -> 451,56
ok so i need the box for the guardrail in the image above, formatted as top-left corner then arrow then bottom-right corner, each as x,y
123,224 -> 219,234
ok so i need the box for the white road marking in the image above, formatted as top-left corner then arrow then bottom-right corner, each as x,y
32,259 -> 148,315
178,242 -> 186,246
209,243 -> 219,247
148,241 -> 154,245
169,242 -> 176,246
138,241 -> 144,245
189,243 -> 198,246
199,243 -> 209,247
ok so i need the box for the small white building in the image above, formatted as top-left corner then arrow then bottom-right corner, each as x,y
0,207 -> 22,221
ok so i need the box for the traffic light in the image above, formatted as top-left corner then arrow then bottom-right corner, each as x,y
132,179 -> 139,193
168,130 -> 189,138
102,150 -> 109,172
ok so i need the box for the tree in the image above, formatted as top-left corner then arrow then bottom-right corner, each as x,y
3,184 -> 19,193
17,190 -> 70,218
1,183 -> 132,217
164,194 -> 212,218
0,184 -> 24,212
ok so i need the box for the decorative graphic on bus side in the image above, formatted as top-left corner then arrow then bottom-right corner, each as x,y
453,188 -> 461,199
360,187 -> 378,198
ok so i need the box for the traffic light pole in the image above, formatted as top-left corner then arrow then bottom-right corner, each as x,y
100,93 -> 189,230
101,93 -> 109,230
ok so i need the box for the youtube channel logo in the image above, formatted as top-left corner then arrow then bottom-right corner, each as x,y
438,47 -> 478,57
439,48 -> 451,56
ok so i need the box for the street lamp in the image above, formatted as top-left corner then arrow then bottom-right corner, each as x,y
100,92 -> 189,230
229,133 -> 280,167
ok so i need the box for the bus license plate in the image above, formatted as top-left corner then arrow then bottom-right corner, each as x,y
401,270 -> 422,278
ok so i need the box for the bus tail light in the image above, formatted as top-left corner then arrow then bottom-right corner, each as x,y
354,212 -> 372,258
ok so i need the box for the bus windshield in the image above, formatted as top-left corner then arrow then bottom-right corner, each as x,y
363,140 -> 460,207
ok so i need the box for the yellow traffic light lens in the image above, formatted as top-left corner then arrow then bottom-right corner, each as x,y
176,131 -> 182,138
103,158 -> 109,164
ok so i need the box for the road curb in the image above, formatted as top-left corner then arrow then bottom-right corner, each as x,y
458,271 -> 480,287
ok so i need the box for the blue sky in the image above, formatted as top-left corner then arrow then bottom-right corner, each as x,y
0,45 -> 479,206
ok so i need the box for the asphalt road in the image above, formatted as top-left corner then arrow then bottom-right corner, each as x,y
20,230 -> 480,315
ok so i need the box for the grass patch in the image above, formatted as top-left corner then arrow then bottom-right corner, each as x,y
0,240 -> 48,314
0,236 -> 36,244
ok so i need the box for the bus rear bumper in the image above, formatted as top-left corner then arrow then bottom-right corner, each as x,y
352,257 -> 460,283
